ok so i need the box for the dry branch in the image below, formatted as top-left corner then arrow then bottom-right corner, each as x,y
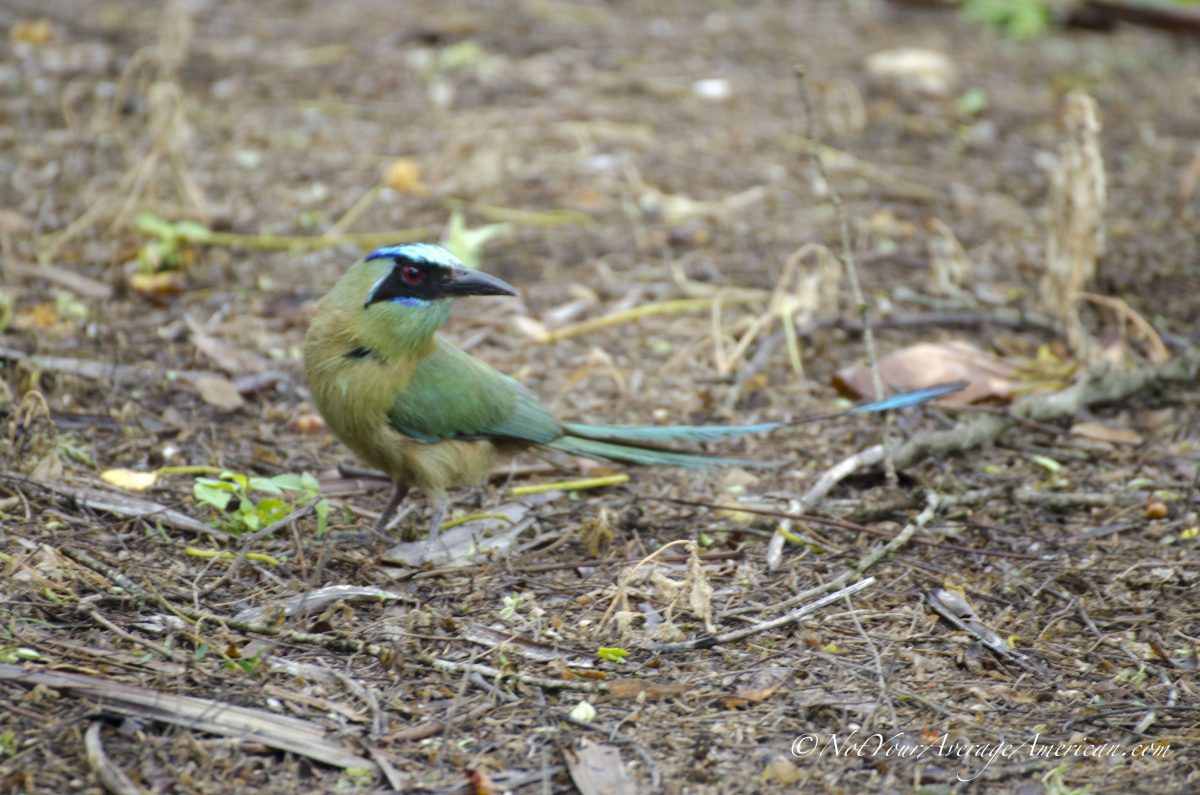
0,664 -> 376,771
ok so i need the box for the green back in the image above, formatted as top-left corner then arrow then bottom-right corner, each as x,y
388,338 -> 562,444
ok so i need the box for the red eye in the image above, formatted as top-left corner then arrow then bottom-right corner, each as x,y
399,265 -> 423,285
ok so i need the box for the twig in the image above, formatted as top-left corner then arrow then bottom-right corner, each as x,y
924,590 -> 1049,679
768,443 -> 884,569
1132,670 -> 1178,736
84,723 -> 140,795
845,595 -> 897,729
650,576 -> 876,652
390,702 -> 495,742
77,595 -> 189,664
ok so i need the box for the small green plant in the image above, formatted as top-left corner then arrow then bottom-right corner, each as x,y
193,471 -> 329,536
597,647 -> 629,663
499,594 -> 524,622
134,212 -> 212,271
441,209 -> 510,270
0,729 -> 18,757
962,0 -> 1051,38
224,655 -> 264,675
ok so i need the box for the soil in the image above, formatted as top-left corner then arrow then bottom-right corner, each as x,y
1,0 -> 1198,792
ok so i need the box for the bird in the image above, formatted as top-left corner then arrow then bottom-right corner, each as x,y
303,243 -> 965,550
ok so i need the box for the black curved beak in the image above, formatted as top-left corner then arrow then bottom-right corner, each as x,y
441,268 -> 518,298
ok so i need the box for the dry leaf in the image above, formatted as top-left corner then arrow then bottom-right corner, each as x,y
185,315 -> 269,374
128,271 -> 187,296
294,414 -> 326,434
565,738 -> 637,795
100,469 -> 159,491
192,374 -> 244,411
864,48 -> 957,98
383,157 -> 429,196
834,340 -> 1020,405
10,19 -> 53,45
761,756 -> 804,785
722,666 -> 791,709
606,678 -> 688,700
466,768 -> 498,795
509,315 -> 550,342
14,303 -> 62,331
1069,421 -> 1143,447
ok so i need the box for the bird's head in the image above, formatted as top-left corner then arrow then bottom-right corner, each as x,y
362,243 -> 517,309
317,243 -> 518,356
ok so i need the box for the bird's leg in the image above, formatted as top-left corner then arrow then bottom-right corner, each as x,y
372,484 -> 410,535
418,498 -> 450,562
426,499 -> 448,546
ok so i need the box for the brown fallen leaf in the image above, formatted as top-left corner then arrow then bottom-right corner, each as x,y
565,738 -> 637,795
191,373 -> 244,411
10,19 -> 53,45
721,666 -> 791,709
294,413 -> 326,434
834,340 -> 1020,405
1069,421 -> 1144,447
466,767 -> 499,795
14,302 -> 64,332
185,314 -> 269,374
761,756 -> 805,785
383,157 -> 429,196
606,678 -> 689,700
128,270 -> 187,296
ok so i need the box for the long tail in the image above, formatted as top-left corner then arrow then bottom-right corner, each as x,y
545,380 -> 966,469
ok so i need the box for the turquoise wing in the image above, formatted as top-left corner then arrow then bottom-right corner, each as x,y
388,340 -> 562,445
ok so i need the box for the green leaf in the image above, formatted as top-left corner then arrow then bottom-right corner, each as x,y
250,473 -> 321,496
255,497 -> 290,526
135,212 -> 177,240
0,729 -> 18,757
1030,454 -> 1062,473
344,768 -> 375,787
597,647 -> 629,662
962,0 -> 1050,39
958,87 -> 989,116
173,220 -> 212,242
247,477 -> 286,495
225,656 -> 262,675
315,498 -> 330,538
194,480 -> 235,511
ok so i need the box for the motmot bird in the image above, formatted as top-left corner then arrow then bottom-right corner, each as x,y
303,243 -> 964,547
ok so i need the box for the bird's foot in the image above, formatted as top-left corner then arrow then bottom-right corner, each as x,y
412,502 -> 450,565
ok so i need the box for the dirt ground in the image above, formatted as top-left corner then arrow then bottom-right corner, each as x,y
1,0 -> 1199,792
